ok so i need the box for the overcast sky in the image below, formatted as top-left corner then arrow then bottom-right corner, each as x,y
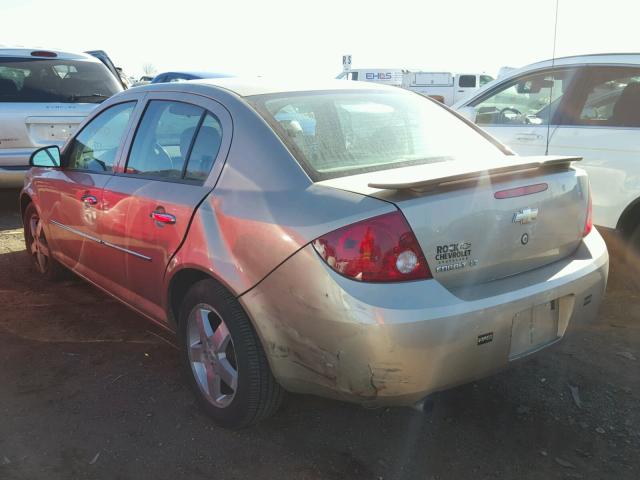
3,0 -> 639,78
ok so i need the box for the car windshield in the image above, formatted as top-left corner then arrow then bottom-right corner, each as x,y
248,89 -> 506,180
0,57 -> 122,103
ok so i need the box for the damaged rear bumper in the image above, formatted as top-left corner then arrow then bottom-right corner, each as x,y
239,229 -> 609,407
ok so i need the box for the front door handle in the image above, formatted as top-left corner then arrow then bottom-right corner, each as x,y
81,194 -> 98,206
151,210 -> 176,225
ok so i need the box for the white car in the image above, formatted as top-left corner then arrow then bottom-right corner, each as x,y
454,53 -> 640,247
0,48 -> 123,188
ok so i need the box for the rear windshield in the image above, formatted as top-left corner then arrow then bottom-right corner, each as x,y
0,57 -> 122,103
248,89 -> 506,180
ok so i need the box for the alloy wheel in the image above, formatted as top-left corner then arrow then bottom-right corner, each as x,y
186,304 -> 238,408
29,213 -> 50,274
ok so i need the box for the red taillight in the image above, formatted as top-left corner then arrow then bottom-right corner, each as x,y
312,211 -> 432,282
31,50 -> 57,58
583,185 -> 593,237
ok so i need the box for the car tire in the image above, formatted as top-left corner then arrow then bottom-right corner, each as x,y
626,223 -> 640,285
178,279 -> 284,428
22,202 -> 66,281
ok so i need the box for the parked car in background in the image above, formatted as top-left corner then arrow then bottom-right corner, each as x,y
337,67 -> 493,105
151,71 -> 234,84
454,53 -> 640,251
21,78 -> 607,428
84,49 -> 129,90
132,75 -> 154,87
0,48 -> 123,188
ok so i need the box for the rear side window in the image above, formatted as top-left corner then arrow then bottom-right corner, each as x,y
0,57 -> 121,103
572,67 -> 640,127
185,114 -> 222,181
458,75 -> 477,88
126,100 -> 222,182
66,102 -> 135,172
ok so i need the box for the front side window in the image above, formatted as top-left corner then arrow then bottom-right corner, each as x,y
470,68 -> 577,126
126,100 -> 222,181
66,102 -> 135,172
459,75 -> 476,88
574,68 -> 640,127
248,89 -> 505,180
0,57 -> 122,103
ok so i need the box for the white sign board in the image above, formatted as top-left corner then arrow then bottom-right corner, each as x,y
342,55 -> 352,72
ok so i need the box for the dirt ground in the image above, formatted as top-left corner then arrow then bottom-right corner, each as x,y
0,189 -> 638,480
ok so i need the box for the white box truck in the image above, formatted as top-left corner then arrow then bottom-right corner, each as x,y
402,71 -> 495,105
336,57 -> 494,105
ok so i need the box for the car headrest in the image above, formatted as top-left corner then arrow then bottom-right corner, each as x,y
180,126 -> 222,160
612,82 -> 640,127
0,78 -> 18,95
180,127 -> 198,159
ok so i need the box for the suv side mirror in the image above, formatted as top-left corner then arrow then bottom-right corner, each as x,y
30,146 -> 61,168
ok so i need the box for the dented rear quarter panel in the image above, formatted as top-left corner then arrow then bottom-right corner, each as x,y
164,84 -> 394,311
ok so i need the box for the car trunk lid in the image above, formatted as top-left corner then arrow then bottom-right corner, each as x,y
318,156 -> 589,288
0,103 -> 95,152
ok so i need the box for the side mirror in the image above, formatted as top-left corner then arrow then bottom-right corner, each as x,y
457,106 -> 477,123
29,146 -> 61,168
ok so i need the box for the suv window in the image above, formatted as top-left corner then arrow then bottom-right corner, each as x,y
66,102 -> 135,172
0,57 -> 122,103
479,75 -> 494,86
126,100 -> 222,182
459,75 -> 476,88
574,68 -> 640,127
470,68 -> 577,126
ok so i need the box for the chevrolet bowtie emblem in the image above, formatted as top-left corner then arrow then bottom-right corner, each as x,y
513,208 -> 538,224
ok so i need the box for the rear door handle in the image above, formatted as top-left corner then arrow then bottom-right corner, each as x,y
516,133 -> 543,141
81,194 -> 98,206
151,210 -> 176,225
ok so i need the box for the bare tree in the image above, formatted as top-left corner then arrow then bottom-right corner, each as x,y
142,63 -> 157,76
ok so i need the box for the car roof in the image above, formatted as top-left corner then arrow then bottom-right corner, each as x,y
452,52 -> 640,109
0,47 -> 101,62
157,71 -> 234,78
184,77 -> 396,97
524,52 -> 640,69
498,53 -> 640,83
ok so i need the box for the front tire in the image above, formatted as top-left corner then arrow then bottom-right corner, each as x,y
22,202 -> 65,280
626,223 -> 640,286
178,279 -> 283,428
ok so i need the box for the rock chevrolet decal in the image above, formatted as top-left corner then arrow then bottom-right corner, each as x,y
434,241 -> 477,273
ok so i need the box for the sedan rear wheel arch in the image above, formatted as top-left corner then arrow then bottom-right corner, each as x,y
177,278 -> 284,427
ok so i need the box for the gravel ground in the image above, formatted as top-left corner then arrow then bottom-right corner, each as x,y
0,189 -> 638,480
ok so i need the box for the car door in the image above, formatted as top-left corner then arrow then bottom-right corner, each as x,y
99,93 -> 231,321
465,67 -> 582,156
34,101 -> 137,281
453,74 -> 477,103
547,65 -> 640,229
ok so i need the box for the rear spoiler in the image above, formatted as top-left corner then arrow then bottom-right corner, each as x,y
368,156 -> 582,191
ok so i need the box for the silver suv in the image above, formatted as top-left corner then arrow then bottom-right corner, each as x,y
0,48 -> 123,188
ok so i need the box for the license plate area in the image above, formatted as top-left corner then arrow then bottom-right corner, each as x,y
38,123 -> 76,141
509,300 -> 560,359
